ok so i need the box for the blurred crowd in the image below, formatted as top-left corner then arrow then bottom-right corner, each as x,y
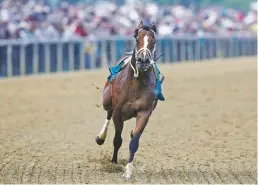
0,0 -> 257,40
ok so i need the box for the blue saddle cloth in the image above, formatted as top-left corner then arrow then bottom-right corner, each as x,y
107,60 -> 126,82
153,63 -> 165,101
107,59 -> 165,101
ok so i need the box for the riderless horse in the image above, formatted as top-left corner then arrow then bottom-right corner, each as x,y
95,21 -> 165,179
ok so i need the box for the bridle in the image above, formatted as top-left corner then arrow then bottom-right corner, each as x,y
130,28 -> 156,78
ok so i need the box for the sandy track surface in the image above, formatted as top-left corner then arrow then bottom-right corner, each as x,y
0,57 -> 256,183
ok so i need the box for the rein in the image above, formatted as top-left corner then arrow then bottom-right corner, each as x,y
130,58 -> 139,78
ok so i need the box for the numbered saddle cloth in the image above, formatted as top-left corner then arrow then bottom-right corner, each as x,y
107,56 -> 165,101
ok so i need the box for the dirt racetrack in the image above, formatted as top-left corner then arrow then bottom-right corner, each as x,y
0,57 -> 256,183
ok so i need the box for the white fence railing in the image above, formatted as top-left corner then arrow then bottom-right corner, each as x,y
0,36 -> 257,77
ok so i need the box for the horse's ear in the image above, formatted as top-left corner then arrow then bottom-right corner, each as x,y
138,20 -> 143,29
150,22 -> 156,33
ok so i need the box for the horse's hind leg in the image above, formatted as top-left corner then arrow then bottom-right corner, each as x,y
152,100 -> 158,110
95,81 -> 113,145
95,110 -> 113,145
111,109 -> 124,164
102,81 -> 112,111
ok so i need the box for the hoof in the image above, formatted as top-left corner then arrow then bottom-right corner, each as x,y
111,160 -> 117,164
95,136 -> 105,145
123,172 -> 132,180
123,162 -> 133,180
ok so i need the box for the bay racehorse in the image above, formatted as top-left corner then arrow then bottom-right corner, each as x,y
95,21 -> 164,179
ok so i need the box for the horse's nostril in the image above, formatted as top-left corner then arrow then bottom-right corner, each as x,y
145,59 -> 150,63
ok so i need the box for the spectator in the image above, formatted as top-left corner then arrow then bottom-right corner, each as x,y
0,0 -> 256,40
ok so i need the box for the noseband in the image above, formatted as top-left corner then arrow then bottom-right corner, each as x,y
130,28 -> 156,78
135,47 -> 154,63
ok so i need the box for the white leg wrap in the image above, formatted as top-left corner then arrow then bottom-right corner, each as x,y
123,162 -> 133,179
98,119 -> 110,140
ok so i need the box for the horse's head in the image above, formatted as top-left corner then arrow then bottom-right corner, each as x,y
134,21 -> 156,72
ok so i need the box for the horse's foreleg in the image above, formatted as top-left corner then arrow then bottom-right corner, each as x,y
123,110 -> 151,179
111,109 -> 124,164
95,110 -> 113,145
